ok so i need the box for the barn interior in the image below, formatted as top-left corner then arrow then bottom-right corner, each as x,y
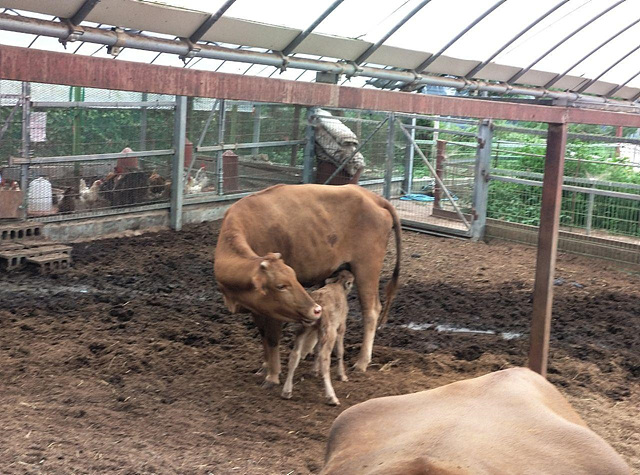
0,0 -> 639,472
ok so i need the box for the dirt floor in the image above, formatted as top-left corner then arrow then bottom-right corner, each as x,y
0,221 -> 638,474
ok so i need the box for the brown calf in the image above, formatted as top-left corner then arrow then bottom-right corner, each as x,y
281,270 -> 355,406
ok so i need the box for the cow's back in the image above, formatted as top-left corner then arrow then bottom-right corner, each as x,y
322,368 -> 630,475
219,184 -> 393,284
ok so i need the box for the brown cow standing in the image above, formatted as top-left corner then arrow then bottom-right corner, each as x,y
281,270 -> 355,406
214,184 -> 401,387
321,368 -> 631,475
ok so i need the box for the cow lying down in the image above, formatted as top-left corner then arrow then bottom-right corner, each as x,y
282,270 -> 355,406
321,367 -> 630,475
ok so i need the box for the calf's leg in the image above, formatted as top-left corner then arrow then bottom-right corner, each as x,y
319,327 -> 340,405
281,328 -> 314,399
336,324 -> 348,382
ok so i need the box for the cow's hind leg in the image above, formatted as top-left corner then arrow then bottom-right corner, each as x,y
253,314 -> 283,388
352,262 -> 383,372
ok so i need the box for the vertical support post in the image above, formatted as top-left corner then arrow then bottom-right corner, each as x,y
383,112 -> 395,199
433,140 -> 446,209
615,125 -> 623,157
470,119 -> 493,241
302,107 -> 316,184
228,103 -> 239,144
529,122 -> 568,377
20,82 -> 31,185
170,96 -> 187,231
431,119 -> 439,160
140,91 -> 148,151
216,99 -> 227,195
290,105 -> 302,166
252,103 -> 261,156
20,82 -> 31,218
402,116 -> 416,194
585,186 -> 595,235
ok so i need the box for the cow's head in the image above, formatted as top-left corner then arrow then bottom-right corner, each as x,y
220,252 -> 322,325
325,270 -> 355,294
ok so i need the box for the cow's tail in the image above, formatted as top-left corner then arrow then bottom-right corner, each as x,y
379,199 -> 402,327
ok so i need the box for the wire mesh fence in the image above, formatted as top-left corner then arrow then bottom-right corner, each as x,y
489,132 -> 640,242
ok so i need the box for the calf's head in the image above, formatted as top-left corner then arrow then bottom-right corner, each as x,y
221,252 -> 321,325
325,270 -> 355,294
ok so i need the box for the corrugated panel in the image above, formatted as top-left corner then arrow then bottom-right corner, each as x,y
201,17 -> 298,51
0,0 -> 83,18
295,33 -> 368,61
368,45 -> 428,70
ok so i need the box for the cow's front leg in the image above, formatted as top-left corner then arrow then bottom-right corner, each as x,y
253,314 -> 283,388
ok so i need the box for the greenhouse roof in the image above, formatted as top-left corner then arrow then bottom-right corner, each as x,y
1,0 -> 640,104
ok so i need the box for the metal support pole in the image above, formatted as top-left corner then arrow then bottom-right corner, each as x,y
20,82 -> 31,217
170,96 -> 187,231
470,119 -> 493,241
434,140 -> 445,209
528,122 -> 568,377
140,91 -> 148,151
383,112 -> 395,199
290,105 -> 302,166
216,99 -> 227,195
252,103 -> 261,156
402,116 -> 416,194
586,185 -> 595,236
302,107 -> 316,183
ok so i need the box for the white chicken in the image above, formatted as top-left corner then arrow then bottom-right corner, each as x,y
79,178 -> 102,203
184,167 -> 209,194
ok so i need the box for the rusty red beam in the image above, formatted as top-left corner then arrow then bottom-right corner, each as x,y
2,45 -> 640,127
528,122 -> 568,377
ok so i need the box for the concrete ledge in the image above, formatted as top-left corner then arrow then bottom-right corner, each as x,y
486,218 -> 640,268
43,201 -> 235,242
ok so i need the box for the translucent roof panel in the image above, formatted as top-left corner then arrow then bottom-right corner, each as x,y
2,0 -> 640,100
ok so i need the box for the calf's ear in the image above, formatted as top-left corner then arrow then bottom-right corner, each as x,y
343,280 -> 353,291
325,276 -> 338,285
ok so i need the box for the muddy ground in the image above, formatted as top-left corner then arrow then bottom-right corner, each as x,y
0,222 -> 638,474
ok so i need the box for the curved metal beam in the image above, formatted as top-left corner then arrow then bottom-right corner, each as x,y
3,12 -> 640,112
545,16 -> 640,89
281,0 -> 344,56
607,68 -> 640,98
577,42 -> 640,93
415,0 -> 507,73
508,0 -> 626,84
189,0 -> 236,44
465,0 -> 569,79
69,0 -> 101,26
354,0 -> 432,65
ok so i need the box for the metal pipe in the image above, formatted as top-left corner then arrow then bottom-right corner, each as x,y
545,17 -> 640,89
415,0 -> 507,73
466,0 -> 569,79
197,139 -> 306,153
606,68 -> 640,98
216,99 -> 226,195
170,96 -> 187,231
188,0 -> 236,44
281,0 -> 344,56
509,0 -> 626,84
31,100 -> 175,108
383,113 -> 395,199
354,0 -> 432,65
1,14 -> 640,111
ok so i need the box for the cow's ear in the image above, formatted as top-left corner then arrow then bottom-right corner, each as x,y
325,276 -> 338,285
252,270 -> 268,296
272,252 -> 282,260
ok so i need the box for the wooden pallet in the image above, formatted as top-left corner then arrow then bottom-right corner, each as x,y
27,253 -> 72,274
